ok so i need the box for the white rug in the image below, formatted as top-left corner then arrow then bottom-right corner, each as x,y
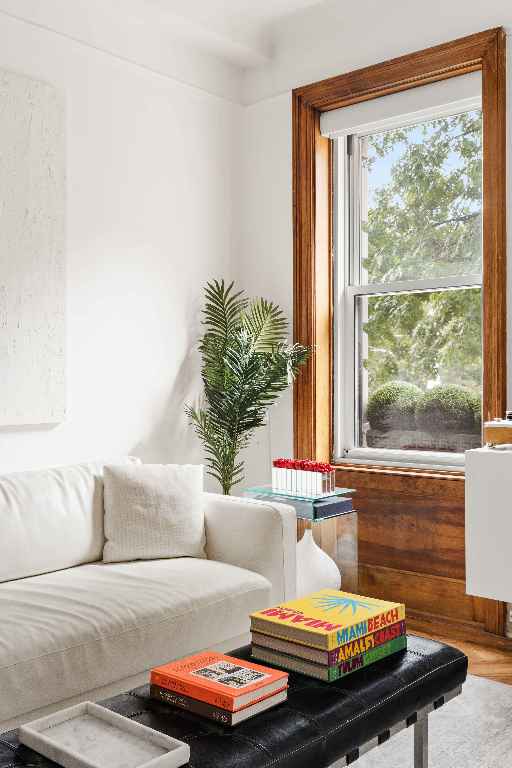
357,674 -> 512,768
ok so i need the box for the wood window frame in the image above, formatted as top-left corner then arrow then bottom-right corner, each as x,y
293,28 -> 507,469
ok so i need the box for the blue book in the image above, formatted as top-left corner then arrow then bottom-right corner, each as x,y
312,496 -> 353,520
266,494 -> 353,520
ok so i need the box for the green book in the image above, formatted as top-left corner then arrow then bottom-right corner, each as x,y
251,634 -> 407,682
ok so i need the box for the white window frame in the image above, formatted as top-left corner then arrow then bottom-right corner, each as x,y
333,97 -> 483,471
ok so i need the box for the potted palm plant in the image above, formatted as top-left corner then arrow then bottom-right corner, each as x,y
186,280 -> 309,494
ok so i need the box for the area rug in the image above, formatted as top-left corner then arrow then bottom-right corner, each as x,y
358,674 -> 512,768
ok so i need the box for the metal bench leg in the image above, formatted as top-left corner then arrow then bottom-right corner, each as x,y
414,716 -> 428,768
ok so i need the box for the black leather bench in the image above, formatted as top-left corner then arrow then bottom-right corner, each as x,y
0,635 -> 467,768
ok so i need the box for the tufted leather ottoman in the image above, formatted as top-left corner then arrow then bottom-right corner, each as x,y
0,635 -> 467,768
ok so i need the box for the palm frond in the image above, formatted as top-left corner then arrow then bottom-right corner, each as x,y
242,298 -> 288,353
186,280 -> 309,494
201,280 -> 247,344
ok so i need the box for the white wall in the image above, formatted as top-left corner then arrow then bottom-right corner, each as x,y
0,11 -> 241,473
235,92 -> 294,489
236,4 -> 512,486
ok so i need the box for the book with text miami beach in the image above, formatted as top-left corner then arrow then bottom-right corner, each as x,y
252,635 -> 407,682
252,619 -> 406,666
250,589 -> 405,651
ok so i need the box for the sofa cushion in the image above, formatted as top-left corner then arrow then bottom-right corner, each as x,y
0,558 -> 271,722
103,463 -> 206,563
0,457 -> 139,583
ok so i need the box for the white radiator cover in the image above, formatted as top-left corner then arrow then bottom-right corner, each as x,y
466,448 -> 512,603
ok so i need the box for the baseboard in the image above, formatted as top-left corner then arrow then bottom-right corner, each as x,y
407,611 -> 512,651
357,562 -> 512,649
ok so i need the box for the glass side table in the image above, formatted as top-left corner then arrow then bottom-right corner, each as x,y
244,485 -> 358,595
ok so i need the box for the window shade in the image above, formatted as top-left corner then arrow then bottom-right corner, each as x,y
320,71 -> 482,138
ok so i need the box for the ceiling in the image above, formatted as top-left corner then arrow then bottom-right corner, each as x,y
0,0 -> 330,101
141,0 -> 325,62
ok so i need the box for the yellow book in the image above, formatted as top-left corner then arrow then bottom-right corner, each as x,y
250,589 -> 405,651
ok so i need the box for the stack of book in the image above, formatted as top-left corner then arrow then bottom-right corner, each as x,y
250,589 -> 406,682
150,651 -> 288,726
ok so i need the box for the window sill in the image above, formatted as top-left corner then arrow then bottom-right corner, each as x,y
338,447 -> 466,472
333,448 -> 467,479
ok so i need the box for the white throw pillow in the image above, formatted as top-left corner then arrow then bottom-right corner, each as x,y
102,463 -> 206,563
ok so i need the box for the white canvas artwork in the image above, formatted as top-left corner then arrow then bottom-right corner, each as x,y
0,69 -> 65,425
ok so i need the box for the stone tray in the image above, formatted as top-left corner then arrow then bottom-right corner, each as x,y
17,701 -> 190,768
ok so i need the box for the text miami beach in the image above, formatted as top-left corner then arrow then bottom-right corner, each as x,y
259,607 -> 401,645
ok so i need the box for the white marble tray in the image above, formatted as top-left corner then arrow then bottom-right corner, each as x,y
17,701 -> 190,768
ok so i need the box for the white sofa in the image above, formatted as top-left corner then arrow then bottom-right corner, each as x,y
0,458 -> 296,732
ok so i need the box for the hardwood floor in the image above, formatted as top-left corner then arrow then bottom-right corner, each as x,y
413,629 -> 512,686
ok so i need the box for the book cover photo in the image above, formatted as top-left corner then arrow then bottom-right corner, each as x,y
150,652 -> 288,712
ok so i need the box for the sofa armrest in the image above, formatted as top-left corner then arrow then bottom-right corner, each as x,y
204,492 -> 297,604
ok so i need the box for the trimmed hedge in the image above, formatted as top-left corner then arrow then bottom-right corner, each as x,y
415,385 -> 480,434
469,391 -> 482,432
366,381 -> 422,432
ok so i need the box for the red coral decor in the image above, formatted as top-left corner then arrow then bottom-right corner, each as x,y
271,459 -> 335,496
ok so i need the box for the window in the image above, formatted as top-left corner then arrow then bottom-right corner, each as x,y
293,30 -> 506,472
334,106 -> 483,468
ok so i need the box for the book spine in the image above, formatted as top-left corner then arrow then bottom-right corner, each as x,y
252,636 -> 406,682
326,604 -> 406,650
150,671 -> 235,711
251,631 -> 328,664
338,634 -> 407,679
251,646 -> 333,681
252,620 -> 405,665
312,498 -> 353,520
329,620 -> 406,664
150,685 -> 236,725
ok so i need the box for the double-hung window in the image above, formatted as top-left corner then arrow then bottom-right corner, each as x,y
332,86 -> 483,469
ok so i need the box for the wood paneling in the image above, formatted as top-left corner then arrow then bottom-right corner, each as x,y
292,96 -> 315,460
334,464 -> 509,645
483,424 -> 512,444
293,29 -> 497,112
336,466 -> 465,580
359,564 -> 481,624
482,28 -> 508,421
292,102 -> 332,463
292,29 -> 508,640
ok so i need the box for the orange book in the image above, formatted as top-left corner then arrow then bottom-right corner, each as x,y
150,651 -> 288,712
